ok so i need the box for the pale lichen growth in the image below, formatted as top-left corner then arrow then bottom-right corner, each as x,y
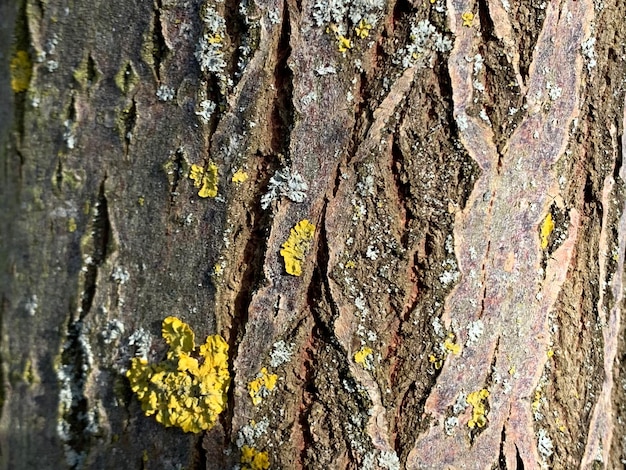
280,219 -> 316,276
156,85 -> 175,101
261,168 -> 308,209
581,36 -> 597,71
377,450 -> 400,470
195,7 -> 227,77
126,317 -> 230,433
269,340 -> 295,367
248,367 -> 278,405
397,19 -> 452,69
195,99 -> 216,123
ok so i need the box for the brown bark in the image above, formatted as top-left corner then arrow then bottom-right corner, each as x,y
1,0 -> 626,468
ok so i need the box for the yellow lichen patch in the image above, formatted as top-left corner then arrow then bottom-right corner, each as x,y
540,212 -> 554,250
467,389 -> 489,429
10,50 -> 32,93
532,390 -> 542,413
443,334 -> 461,355
280,219 -> 315,276
241,445 -> 270,470
126,316 -> 230,433
189,162 -> 218,198
68,217 -> 77,233
345,260 -> 357,269
355,19 -> 372,39
461,12 -> 474,27
337,35 -> 352,52
248,367 -> 278,405
354,346 -> 373,369
232,168 -> 249,183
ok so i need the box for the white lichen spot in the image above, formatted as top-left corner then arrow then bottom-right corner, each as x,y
377,450 -> 400,470
112,266 -> 130,284
581,36 -> 597,71
195,99 -> 216,124
466,320 -> 484,345
156,85 -> 175,101
456,113 -> 469,131
268,8 -> 281,24
301,91 -> 318,107
365,245 -> 379,260
101,319 -> 125,344
195,7 -> 227,78
546,81 -> 562,101
398,19 -> 452,68
270,340 -> 295,368
261,168 -> 308,209
63,120 -> 76,150
444,416 -> 459,435
128,328 -> 152,361
316,65 -> 337,75
473,54 -> 484,74
236,417 -> 270,448
537,428 -> 554,458
25,294 -> 38,316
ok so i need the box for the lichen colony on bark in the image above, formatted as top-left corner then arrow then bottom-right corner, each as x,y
1,0 -> 626,468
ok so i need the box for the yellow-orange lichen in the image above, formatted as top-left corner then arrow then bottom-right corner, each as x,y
126,316 -> 230,433
280,219 -> 315,276
189,162 -> 218,198
467,389 -> 490,429
248,367 -> 278,405
241,445 -> 270,470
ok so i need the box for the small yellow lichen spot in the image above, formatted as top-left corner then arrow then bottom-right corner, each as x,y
232,168 -> 249,183
68,217 -> 77,233
508,366 -> 516,375
126,317 -> 230,433
208,34 -> 223,44
467,389 -> 489,429
443,334 -> 461,355
462,12 -> 474,27
532,390 -> 542,413
248,367 -> 278,406
10,50 -> 32,93
354,346 -> 373,369
213,263 -> 223,275
355,19 -> 372,39
241,445 -> 270,470
280,219 -> 316,276
540,212 -> 554,250
547,349 -> 554,358
138,196 -> 145,206
189,162 -> 218,198
337,35 -> 352,52
345,260 -> 357,269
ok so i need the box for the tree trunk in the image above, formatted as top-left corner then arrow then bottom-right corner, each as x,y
2,0 -> 626,468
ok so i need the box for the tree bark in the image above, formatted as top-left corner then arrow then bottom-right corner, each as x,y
2,0 -> 626,468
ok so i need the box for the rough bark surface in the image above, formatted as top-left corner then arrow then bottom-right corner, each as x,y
1,0 -> 626,469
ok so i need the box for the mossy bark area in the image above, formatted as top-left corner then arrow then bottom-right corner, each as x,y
2,0 -> 626,469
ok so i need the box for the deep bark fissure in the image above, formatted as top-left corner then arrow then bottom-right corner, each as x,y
271,0 -> 294,158
151,0 -> 168,82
